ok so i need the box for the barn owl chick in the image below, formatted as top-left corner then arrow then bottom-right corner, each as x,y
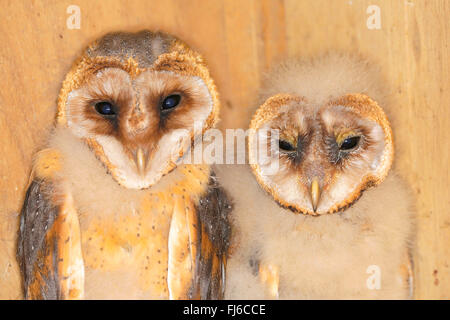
17,30 -> 231,299
217,54 -> 414,299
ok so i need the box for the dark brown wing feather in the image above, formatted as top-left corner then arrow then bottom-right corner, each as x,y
193,176 -> 232,300
17,179 -> 60,299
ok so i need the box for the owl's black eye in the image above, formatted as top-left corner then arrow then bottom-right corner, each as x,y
279,140 -> 296,152
94,101 -> 116,117
161,94 -> 181,111
339,136 -> 360,151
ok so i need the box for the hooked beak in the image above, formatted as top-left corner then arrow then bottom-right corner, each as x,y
310,177 -> 321,213
135,147 -> 147,176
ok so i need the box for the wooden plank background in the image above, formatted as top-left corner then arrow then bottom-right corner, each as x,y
0,0 -> 448,299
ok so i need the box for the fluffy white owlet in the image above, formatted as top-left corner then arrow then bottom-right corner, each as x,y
216,54 -> 415,299
17,30 -> 231,300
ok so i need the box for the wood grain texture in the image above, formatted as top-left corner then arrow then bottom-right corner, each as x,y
0,0 -> 448,299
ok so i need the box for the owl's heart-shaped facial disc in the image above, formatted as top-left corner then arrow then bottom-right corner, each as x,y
59,31 -> 219,189
248,93 -> 393,215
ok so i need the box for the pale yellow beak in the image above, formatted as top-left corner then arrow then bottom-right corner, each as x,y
135,147 -> 146,175
310,177 -> 321,212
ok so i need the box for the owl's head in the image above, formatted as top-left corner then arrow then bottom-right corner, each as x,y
56,31 -> 219,189
248,93 -> 393,215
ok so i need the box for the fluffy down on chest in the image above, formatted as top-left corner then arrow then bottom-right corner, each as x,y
261,224 -> 406,299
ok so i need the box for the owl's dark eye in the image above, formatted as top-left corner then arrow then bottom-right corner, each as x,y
94,101 -> 116,117
279,140 -> 296,152
161,94 -> 181,111
339,136 -> 360,151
